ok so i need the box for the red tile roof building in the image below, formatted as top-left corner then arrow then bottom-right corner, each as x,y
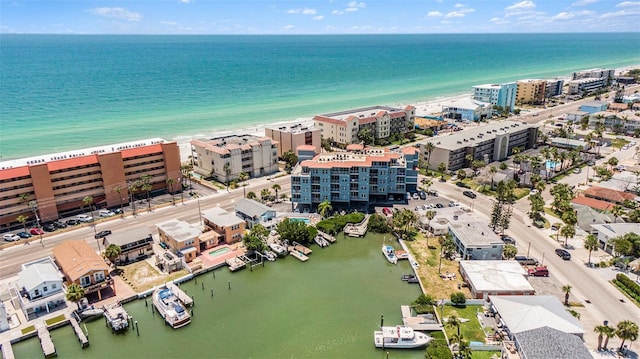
0,138 -> 180,227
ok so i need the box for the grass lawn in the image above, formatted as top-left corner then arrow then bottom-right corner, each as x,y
611,138 -> 630,149
21,325 -> 35,335
442,304 -> 486,343
45,314 -> 66,326
121,260 -> 188,292
543,207 -> 562,220
472,351 -> 500,359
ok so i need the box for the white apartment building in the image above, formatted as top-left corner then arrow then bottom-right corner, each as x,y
568,77 -> 607,95
191,135 -> 278,182
472,82 -> 517,111
572,68 -> 615,81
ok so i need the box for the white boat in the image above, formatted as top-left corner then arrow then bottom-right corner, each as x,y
79,307 -> 104,319
374,326 -> 432,349
314,235 -> 329,248
269,242 -> 286,255
264,250 -> 277,261
103,303 -> 130,331
382,245 -> 398,264
153,288 -> 191,329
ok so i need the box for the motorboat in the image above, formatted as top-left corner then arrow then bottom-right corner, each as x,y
396,250 -> 409,260
264,250 -> 277,261
153,288 -> 191,329
103,302 -> 130,331
268,242 -> 286,256
382,245 -> 398,264
401,274 -> 416,281
314,235 -> 329,248
374,326 -> 432,349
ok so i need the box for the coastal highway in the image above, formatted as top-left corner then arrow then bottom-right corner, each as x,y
0,175 -> 291,281
430,179 -> 640,346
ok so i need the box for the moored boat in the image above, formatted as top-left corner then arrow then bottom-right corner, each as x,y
396,250 -> 409,260
382,245 -> 398,264
269,242 -> 286,256
103,302 -> 130,332
153,288 -> 191,329
264,250 -> 277,261
374,326 -> 432,349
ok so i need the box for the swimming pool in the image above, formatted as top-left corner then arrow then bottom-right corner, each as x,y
209,247 -> 231,257
289,217 -> 311,224
546,160 -> 561,170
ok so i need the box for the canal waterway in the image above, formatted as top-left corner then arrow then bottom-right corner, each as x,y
11,233 -> 425,358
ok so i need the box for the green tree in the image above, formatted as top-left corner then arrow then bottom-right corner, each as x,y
368,214 -> 391,234
457,340 -> 473,359
595,324 -> 615,351
243,232 -> 267,252
584,234 -> 600,265
238,171 -> 249,185
499,162 -> 508,170
560,224 -> 576,247
446,315 -> 462,340
488,166 -> 497,189
166,178 -> 177,206
140,174 -> 153,209
246,191 -> 257,200
616,320 -> 639,351
317,200 -> 332,218
612,205 -> 626,222
438,162 -> 447,180
450,292 -> 466,306
502,244 -> 518,259
602,325 -> 616,350
276,218 -> 315,245
105,244 -> 122,269
16,215 -> 29,232
281,150 -> 298,172
457,169 -> 466,180
424,142 -> 435,168
271,184 -> 281,203
562,284 -> 572,306
82,196 -> 94,221
356,126 -> 374,145
392,209 -> 418,241
260,188 -> 271,202
112,185 -> 125,216
528,193 -> 545,221
65,283 -> 86,310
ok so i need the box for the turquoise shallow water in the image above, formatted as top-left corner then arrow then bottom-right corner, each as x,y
1,33 -> 639,160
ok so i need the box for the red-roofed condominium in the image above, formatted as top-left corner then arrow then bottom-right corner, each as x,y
313,105 -> 415,146
291,146 -> 419,212
0,138 -> 180,228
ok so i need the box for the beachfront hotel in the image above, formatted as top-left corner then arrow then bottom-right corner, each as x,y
515,79 -> 547,105
264,124 -> 321,158
572,68 -> 615,81
0,138 -> 180,228
312,105 -> 416,145
190,135 -> 278,183
290,145 -> 419,212
472,82 -> 517,111
568,77 -> 608,96
417,121 -> 539,172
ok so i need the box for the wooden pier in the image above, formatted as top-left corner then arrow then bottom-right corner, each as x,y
1,341 -> 15,359
400,305 -> 442,331
69,316 -> 89,348
167,282 -> 194,306
289,250 -> 309,262
37,326 -> 56,358
290,242 -> 312,255
343,215 -> 370,237
225,256 -> 247,271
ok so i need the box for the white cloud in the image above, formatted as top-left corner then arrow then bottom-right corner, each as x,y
445,11 -> 465,18
348,1 -> 366,9
313,15 -> 324,20
282,25 -> 295,30
600,9 -> 640,17
179,0 -> 191,4
550,10 -> 595,20
616,1 -> 640,7
571,0 -> 596,6
489,17 -> 510,24
505,1 -> 536,11
454,3 -> 465,8
287,8 -> 317,15
160,21 -> 177,25
427,11 -> 443,17
87,7 -> 142,22
332,9 -> 344,15
345,7 -> 359,12
459,8 -> 475,14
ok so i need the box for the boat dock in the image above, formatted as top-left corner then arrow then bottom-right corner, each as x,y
166,282 -> 194,306
225,256 -> 247,271
318,231 -> 336,243
290,242 -> 312,255
37,326 -> 56,358
400,305 -> 442,331
1,341 -> 14,359
69,316 -> 90,348
343,215 -> 370,237
289,250 -> 309,262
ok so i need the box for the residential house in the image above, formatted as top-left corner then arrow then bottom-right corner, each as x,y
441,98 -> 492,121
156,219 -> 202,263
202,207 -> 245,247
11,257 -> 66,320
590,223 -> 640,253
235,198 -> 277,229
264,124 -> 321,158
104,227 -> 154,265
52,240 -> 112,301
508,327 -> 593,359
459,261 -> 535,300
296,145 -> 319,163
583,186 -> 637,206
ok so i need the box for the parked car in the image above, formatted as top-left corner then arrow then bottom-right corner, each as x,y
456,181 -> 470,188
406,192 -> 412,200
527,266 -> 549,277
53,221 -> 67,229
573,168 -> 581,174
99,210 -> 116,217
76,214 -> 93,222
42,223 -> 57,232
3,233 -> 20,242
94,230 -> 112,239
29,227 -> 44,235
382,207 -> 393,217
427,190 -> 438,197
16,231 -> 32,239
66,219 -> 80,226
550,224 -> 559,231
515,255 -> 539,266
414,206 -> 422,211
529,189 -> 539,195
501,235 -> 516,245
555,248 -> 571,260
435,203 -> 444,208
463,190 -> 476,199
418,191 -> 426,200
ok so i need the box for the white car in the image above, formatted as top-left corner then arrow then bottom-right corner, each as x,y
76,214 -> 93,222
99,210 -> 115,217
530,189 -> 539,195
573,168 -> 581,174
3,233 -> 20,242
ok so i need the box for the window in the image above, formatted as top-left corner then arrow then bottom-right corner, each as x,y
52,283 -> 57,289
94,272 -> 105,283
80,276 -> 91,287
43,286 -> 48,292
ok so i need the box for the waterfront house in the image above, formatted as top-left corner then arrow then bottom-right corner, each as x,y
290,146 -> 418,212
202,207 -> 245,246
235,198 -> 276,229
156,219 -> 202,263
52,241 -> 112,301
10,257 -> 66,320
441,97 -> 492,122
103,227 -> 154,265
460,261 -> 535,300
264,123 -> 321,158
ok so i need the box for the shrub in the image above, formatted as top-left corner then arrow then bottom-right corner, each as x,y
613,274 -> 640,304
450,292 -> 466,306
368,214 -> 391,233
316,212 -> 365,235
413,294 -> 436,314
425,331 -> 453,359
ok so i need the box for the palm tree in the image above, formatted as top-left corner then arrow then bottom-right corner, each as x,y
317,200 -> 332,218
502,244 -> 517,259
616,320 -> 639,351
560,224 -> 576,248
488,166 -> 497,189
595,324 -> 614,351
16,215 -> 29,232
166,178 -> 177,206
584,234 -> 599,265
611,205 -> 625,222
238,172 -> 249,186
65,283 -> 86,310
260,188 -> 271,202
446,315 -> 462,340
602,325 -> 616,350
562,284 -> 572,306
140,175 -> 152,209
128,181 -> 139,216
246,191 -> 257,200
82,196 -> 94,221
105,244 -> 122,269
424,142 -> 435,168
223,162 -> 231,190
271,184 -> 281,202
113,185 -> 125,216
438,162 -> 446,180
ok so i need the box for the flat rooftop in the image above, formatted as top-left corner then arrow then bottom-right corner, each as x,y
267,123 -> 318,134
420,120 -> 537,151
156,219 -> 202,243
320,105 -> 402,121
460,260 -> 534,293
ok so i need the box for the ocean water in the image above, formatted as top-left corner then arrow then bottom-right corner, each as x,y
1,33 -> 639,160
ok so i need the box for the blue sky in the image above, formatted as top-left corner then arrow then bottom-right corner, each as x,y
1,0 -> 639,34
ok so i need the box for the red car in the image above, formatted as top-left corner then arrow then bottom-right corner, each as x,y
382,207 -> 393,217
29,227 -> 44,235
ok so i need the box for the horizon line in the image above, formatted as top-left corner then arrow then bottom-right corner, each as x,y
2,31 -> 640,36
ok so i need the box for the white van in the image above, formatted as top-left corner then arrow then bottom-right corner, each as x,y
99,210 -> 115,217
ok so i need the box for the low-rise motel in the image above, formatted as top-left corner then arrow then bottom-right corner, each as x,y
0,138 -> 180,228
